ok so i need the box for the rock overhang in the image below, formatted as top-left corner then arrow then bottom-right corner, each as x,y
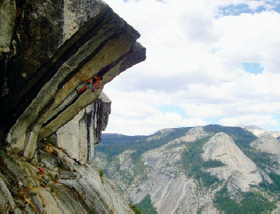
0,0 -> 146,159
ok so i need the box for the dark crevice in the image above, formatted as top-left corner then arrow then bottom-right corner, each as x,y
0,6 -> 117,132
0,6 -> 111,116
40,34 -> 138,131
86,107 -> 94,162
41,95 -> 80,129
56,28 -> 126,91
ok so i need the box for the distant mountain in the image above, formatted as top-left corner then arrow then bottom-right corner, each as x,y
242,125 -> 280,138
94,125 -> 280,213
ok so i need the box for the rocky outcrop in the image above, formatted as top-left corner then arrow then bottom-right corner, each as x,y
0,144 -> 133,213
134,128 -> 216,214
0,89 -> 132,213
0,0 -> 16,53
56,92 -> 111,164
250,134 -> 280,175
95,126 -> 280,213
95,127 -> 219,214
251,134 -> 280,158
202,132 -> 263,192
0,0 -> 145,159
0,0 -> 145,213
244,126 -> 280,138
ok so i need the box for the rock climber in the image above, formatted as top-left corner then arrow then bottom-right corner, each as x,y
77,76 -> 102,94
93,76 -> 101,91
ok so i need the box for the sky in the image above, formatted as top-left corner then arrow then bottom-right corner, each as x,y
103,0 -> 280,135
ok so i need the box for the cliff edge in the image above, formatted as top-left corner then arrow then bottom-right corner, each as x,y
0,0 -> 145,213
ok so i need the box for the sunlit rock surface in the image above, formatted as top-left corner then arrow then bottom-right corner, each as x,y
57,92 -> 111,164
0,0 -> 145,213
202,132 -> 263,192
95,126 -> 280,213
0,0 -> 145,159
251,133 -> 280,158
0,145 -> 133,213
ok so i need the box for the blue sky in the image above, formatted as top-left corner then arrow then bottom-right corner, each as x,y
220,2 -> 279,16
103,0 -> 280,135
242,62 -> 264,74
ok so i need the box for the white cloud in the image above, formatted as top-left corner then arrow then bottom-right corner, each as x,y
246,0 -> 276,11
220,115 -> 279,127
180,104 -> 225,118
213,11 -> 280,73
103,0 -> 280,135
106,112 -> 206,135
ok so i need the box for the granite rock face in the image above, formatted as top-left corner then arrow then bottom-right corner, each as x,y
95,126 -> 280,213
202,132 -> 263,192
0,0 -> 145,213
56,92 -> 111,164
0,145 -> 133,213
0,0 -> 145,159
251,133 -> 280,158
0,0 -> 16,53
95,127 -> 220,214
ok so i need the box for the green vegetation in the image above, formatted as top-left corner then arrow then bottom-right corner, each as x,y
132,158 -> 148,182
244,148 -> 280,191
214,186 -> 276,213
99,169 -> 105,184
201,125 -> 280,211
260,172 -> 280,192
204,124 -> 257,149
50,187 -> 55,193
246,150 -> 273,167
204,126 -> 279,179
195,125 -> 275,169
241,192 -> 276,213
0,149 -> 5,159
98,125 -> 280,213
137,195 -> 157,214
214,190 -> 241,213
90,208 -> 97,214
205,125 -> 280,194
181,137 -> 222,188
129,204 -> 142,214
96,127 -> 192,163
197,206 -> 206,214
202,160 -> 225,168
99,169 -> 105,177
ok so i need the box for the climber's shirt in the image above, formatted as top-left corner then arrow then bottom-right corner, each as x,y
77,76 -> 102,94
